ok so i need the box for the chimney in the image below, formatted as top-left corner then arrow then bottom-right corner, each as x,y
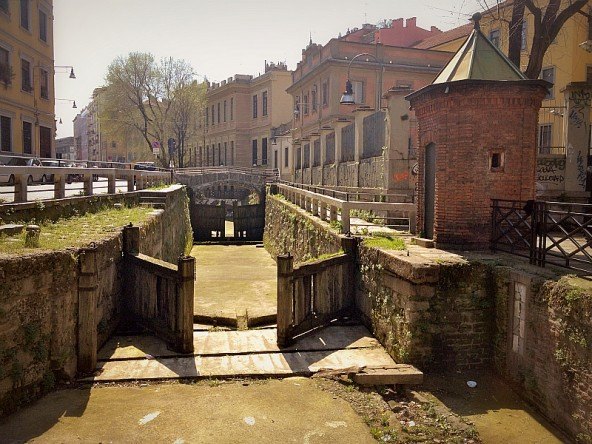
391,18 -> 403,29
406,17 -> 417,28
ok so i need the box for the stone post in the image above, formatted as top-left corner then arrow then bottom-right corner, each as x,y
176,256 -> 195,354
108,173 -> 116,194
127,172 -> 135,192
54,174 -> 66,199
14,174 -> 28,203
384,87 -> 414,194
83,173 -> 93,196
276,254 -> 294,347
78,244 -> 98,374
563,83 -> 592,199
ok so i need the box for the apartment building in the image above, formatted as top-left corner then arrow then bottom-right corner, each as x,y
0,0 -> 55,157
198,62 -> 293,168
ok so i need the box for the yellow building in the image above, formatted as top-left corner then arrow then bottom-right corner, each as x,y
0,0 -> 55,158
477,1 -> 592,155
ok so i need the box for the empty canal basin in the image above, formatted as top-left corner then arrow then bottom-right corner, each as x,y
192,244 -> 277,326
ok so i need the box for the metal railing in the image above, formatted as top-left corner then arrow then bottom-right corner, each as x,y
278,180 -> 411,203
0,165 -> 172,203
273,182 -> 416,234
492,199 -> 592,273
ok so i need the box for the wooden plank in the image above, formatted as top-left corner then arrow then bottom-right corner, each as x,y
292,254 -> 349,279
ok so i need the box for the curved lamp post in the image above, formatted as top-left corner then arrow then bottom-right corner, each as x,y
339,53 -> 384,109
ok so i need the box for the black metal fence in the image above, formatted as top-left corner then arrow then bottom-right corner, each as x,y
492,199 -> 592,273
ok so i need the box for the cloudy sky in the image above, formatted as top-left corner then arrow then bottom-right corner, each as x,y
53,0 -> 483,137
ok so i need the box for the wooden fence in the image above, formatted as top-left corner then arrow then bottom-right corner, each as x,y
277,237 -> 357,346
122,225 -> 195,354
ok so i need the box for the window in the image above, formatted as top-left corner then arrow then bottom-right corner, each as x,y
587,65 -> 592,84
0,47 -> 9,87
312,87 -> 317,112
230,98 -> 234,120
0,0 -> 8,14
541,67 -> 555,99
224,141 -> 227,164
322,81 -> 328,106
303,93 -> 309,115
296,147 -> 302,169
21,58 -> 31,92
40,68 -> 49,99
538,124 -> 552,154
205,109 -> 209,126
40,126 -> 51,158
262,91 -> 268,116
352,81 -> 364,104
20,0 -> 29,29
206,145 -> 210,165
490,152 -> 504,171
217,102 -> 220,124
262,137 -> 268,165
521,21 -> 527,51
274,150 -> 278,169
39,9 -> 47,42
0,115 -> 11,151
218,143 -> 221,165
252,139 -> 258,165
489,29 -> 500,47
230,141 -> 234,165
211,105 -> 215,125
252,94 -> 258,118
284,147 -> 289,168
23,121 -> 32,154
223,100 -> 227,122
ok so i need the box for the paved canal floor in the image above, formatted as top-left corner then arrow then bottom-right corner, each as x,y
192,244 -> 277,325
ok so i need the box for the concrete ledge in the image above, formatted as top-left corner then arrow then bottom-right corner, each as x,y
352,365 -> 424,386
412,237 -> 434,248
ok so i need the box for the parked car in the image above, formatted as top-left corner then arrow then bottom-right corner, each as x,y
0,156 -> 47,185
41,160 -> 83,183
133,162 -> 157,171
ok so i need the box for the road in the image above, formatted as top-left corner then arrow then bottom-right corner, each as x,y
0,178 -> 130,203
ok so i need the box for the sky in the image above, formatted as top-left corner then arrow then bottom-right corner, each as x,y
53,0 -> 484,137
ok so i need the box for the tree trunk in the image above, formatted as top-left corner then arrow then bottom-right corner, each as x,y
508,0 -> 526,68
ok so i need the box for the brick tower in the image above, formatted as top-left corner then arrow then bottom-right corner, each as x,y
407,13 -> 550,249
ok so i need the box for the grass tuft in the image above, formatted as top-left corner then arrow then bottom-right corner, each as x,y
0,206 -> 155,254
364,235 -> 406,251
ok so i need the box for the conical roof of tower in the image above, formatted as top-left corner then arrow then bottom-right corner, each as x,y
433,12 -> 527,84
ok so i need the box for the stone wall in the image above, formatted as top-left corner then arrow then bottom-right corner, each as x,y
338,162 -> 358,187
0,185 -> 191,416
264,194 -> 342,263
264,195 -> 591,441
492,270 -> 592,441
359,157 -> 384,188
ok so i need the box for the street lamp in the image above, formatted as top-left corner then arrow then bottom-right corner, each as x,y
55,65 -> 76,79
57,98 -> 77,108
339,53 -> 384,109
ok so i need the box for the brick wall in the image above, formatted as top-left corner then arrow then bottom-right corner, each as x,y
409,81 -> 547,248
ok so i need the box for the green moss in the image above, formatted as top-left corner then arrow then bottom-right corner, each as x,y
0,205 -> 155,254
363,236 -> 406,251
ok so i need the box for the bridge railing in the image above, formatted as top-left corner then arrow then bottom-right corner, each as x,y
0,165 -> 171,203
278,180 -> 411,203
272,182 -> 416,234
175,166 -> 279,181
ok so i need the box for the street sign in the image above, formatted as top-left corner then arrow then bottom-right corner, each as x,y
152,141 -> 161,155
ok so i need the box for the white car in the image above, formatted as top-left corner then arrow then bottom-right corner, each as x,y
0,156 -> 48,185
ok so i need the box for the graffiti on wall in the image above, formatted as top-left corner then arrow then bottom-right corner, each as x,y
568,89 -> 590,131
536,157 -> 565,191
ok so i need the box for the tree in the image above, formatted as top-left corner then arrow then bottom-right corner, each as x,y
103,53 -> 203,166
484,0 -> 588,79
171,80 -> 206,168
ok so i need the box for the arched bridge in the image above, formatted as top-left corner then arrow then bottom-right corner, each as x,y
174,167 -> 278,242
175,167 -> 278,200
